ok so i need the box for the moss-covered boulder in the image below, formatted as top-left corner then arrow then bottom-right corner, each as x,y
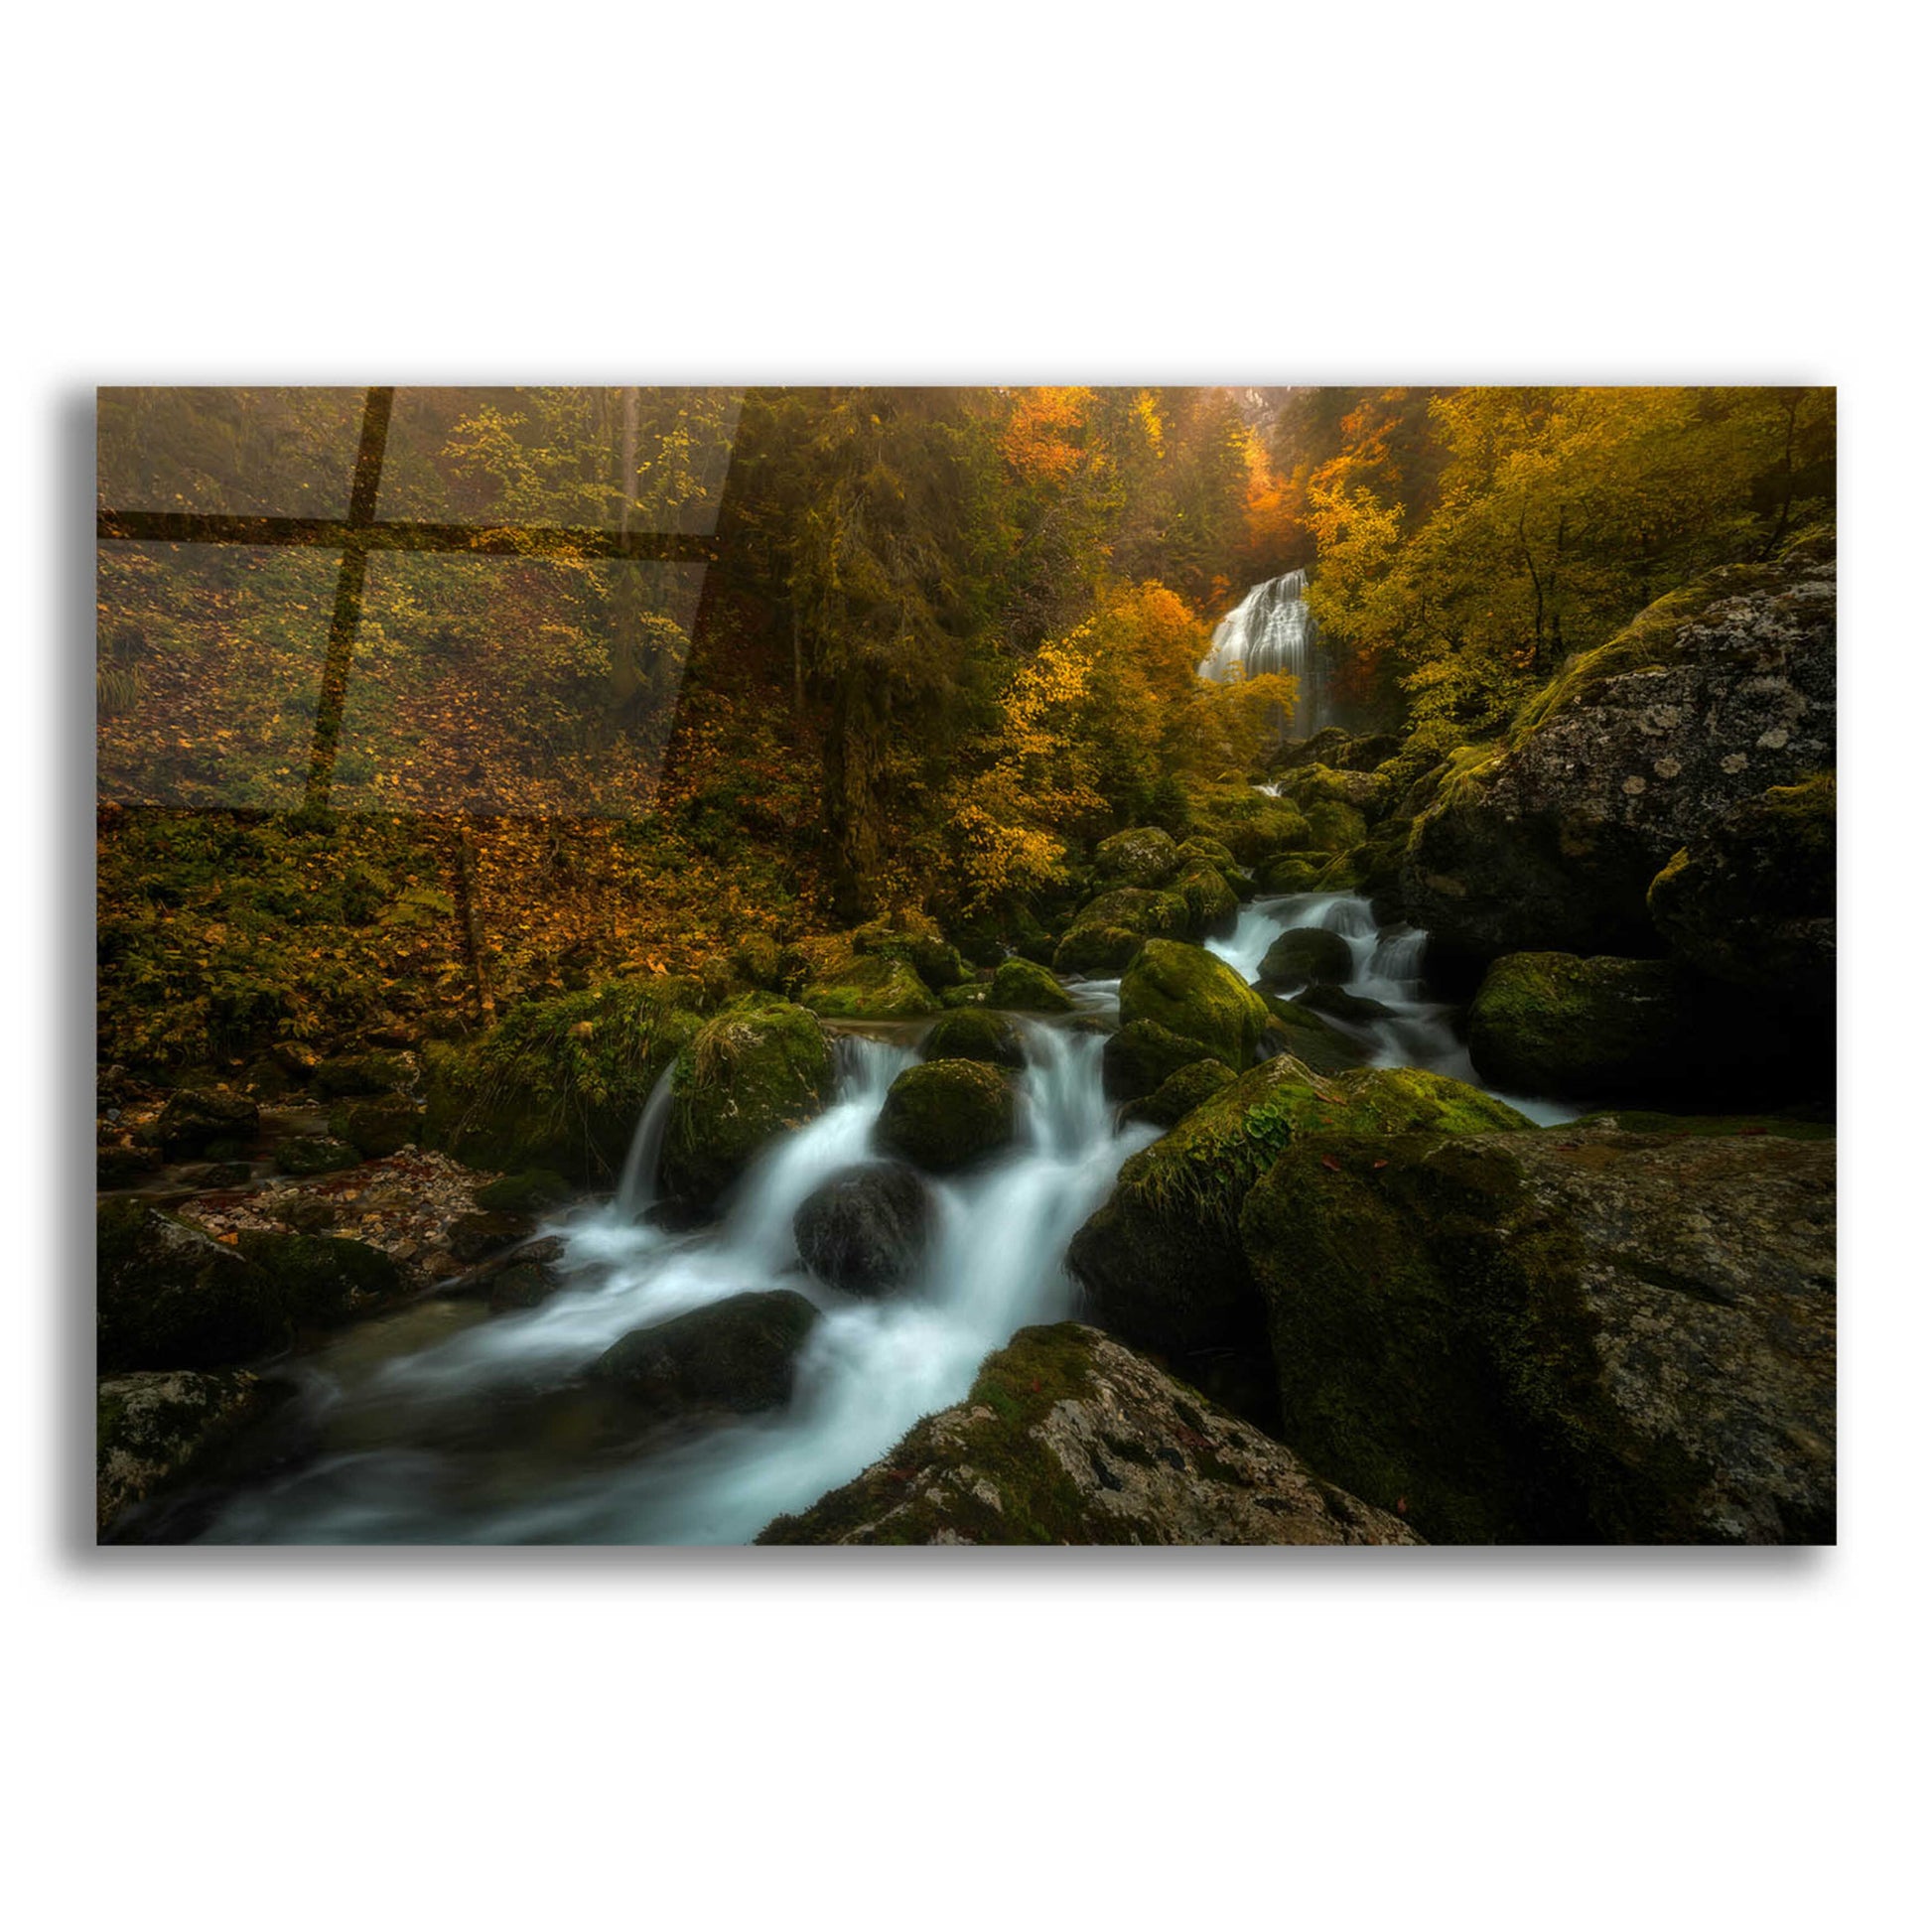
1101,1019 -> 1216,1105
800,953 -> 942,1020
874,1059 -> 1018,1173
589,1290 -> 820,1420
1051,888 -> 1191,974
851,913 -> 968,990
155,1088 -> 259,1160
1274,762 -> 1389,824
474,1169 -> 573,1214
97,1199 -> 286,1370
1173,865 -> 1240,937
273,1136 -> 360,1177
312,1049 -> 418,1098
1257,925 -> 1354,989
1257,996 -> 1372,1077
1069,1057 -> 1530,1389
1647,774 -> 1835,1011
1122,1057 -> 1235,1129
233,1228 -> 402,1327
920,1008 -> 1026,1069
1465,951 -> 1778,1101
328,1093 -> 423,1159
1118,939 -> 1269,1071
96,1144 -> 161,1189
1401,547 -> 1837,964
1093,825 -> 1181,888
424,977 -> 704,1183
97,1369 -> 269,1536
1253,854 -> 1323,896
658,997 -> 836,1206
1241,1126 -> 1836,1543
757,1324 -> 1421,1546
1183,784 -> 1312,866
985,956 -> 1074,1012
793,1163 -> 935,1296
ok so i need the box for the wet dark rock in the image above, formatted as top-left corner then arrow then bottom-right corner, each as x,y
1121,1057 -> 1234,1129
96,1198 -> 286,1370
474,1169 -> 573,1214
1101,1019 -> 1215,1105
177,1161 -> 253,1189
1257,925 -> 1353,988
96,1144 -> 160,1189
1242,1126 -> 1836,1544
985,956 -> 1074,1013
156,1088 -> 260,1160
793,1164 -> 934,1296
758,1323 -> 1421,1546
234,1228 -> 402,1326
590,1289 -> 820,1419
449,1209 -> 535,1265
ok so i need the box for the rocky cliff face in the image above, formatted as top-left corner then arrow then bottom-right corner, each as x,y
1401,544 -> 1837,964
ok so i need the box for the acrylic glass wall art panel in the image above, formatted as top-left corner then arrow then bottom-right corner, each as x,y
94,385 -> 1837,1546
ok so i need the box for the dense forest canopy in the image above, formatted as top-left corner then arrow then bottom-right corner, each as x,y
95,382 -> 1833,1076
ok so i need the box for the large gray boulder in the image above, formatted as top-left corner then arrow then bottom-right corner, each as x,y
757,1323 -> 1422,1545
1401,547 -> 1837,964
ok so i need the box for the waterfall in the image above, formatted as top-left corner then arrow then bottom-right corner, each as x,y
613,1063 -> 678,1218
1198,568 -> 1325,735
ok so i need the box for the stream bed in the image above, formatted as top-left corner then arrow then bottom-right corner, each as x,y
189,892 -> 1572,1543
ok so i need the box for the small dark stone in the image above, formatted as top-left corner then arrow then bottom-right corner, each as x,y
793,1164 -> 935,1296
449,1210 -> 535,1265
156,1088 -> 260,1160
590,1290 -> 821,1419
274,1136 -> 361,1177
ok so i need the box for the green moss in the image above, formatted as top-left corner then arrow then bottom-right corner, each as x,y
1173,866 -> 1240,935
1123,1057 -> 1235,1129
234,1229 -> 401,1327
474,1169 -> 575,1212
1182,784 -> 1312,866
875,1058 -> 1018,1173
986,957 -> 1074,1013
659,996 -> 836,1204
1118,939 -> 1269,1070
1256,996 -> 1371,1077
423,976 -> 704,1183
800,953 -> 942,1019
921,1009 -> 1025,1069
1093,826 -> 1181,888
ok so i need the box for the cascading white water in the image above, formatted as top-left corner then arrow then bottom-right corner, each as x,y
1198,568 -> 1325,733
199,1018 -> 1158,1545
1206,890 -> 1581,1128
613,1062 -> 677,1218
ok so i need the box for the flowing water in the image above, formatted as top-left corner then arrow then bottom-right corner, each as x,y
1205,892 -> 1581,1128
1198,567 -> 1325,731
190,890 -> 1573,1544
198,1013 -> 1158,1544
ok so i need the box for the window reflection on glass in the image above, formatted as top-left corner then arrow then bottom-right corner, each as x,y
96,388 -> 366,520
95,542 -> 340,809
375,387 -> 742,534
94,386 -> 738,818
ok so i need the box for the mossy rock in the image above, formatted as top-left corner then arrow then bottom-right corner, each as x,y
1300,798 -> 1370,853
793,1163 -> 935,1296
97,1199 -> 287,1370
1093,826 -> 1181,888
1069,1057 -> 1530,1371
731,932 -> 783,990
1051,923 -> 1148,976
97,1368 -> 269,1536
921,1008 -> 1026,1070
1175,835 -> 1239,875
589,1290 -> 821,1420
1069,887 -> 1192,941
985,957 -> 1074,1013
328,1093 -> 423,1159
233,1228 -> 401,1327
1118,939 -> 1269,1071
1465,951 -> 1784,1102
1101,1019 -> 1220,1105
1253,854 -> 1323,896
659,997 -> 837,1206
874,1059 -> 1018,1173
474,1169 -> 574,1214
1173,866 -> 1240,937
851,915 -> 968,990
1257,995 -> 1372,1077
423,976 -> 704,1184
1241,1127 -> 1837,1544
1647,774 -> 1835,1010
939,982 -> 991,1010
273,1136 -> 360,1177
312,1049 -> 418,1098
757,1323 -> 1420,1547
1182,784 -> 1313,866
800,952 -> 942,1020
1257,925 -> 1353,989
155,1088 -> 260,1160
96,1144 -> 161,1189
1122,1057 -> 1235,1129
